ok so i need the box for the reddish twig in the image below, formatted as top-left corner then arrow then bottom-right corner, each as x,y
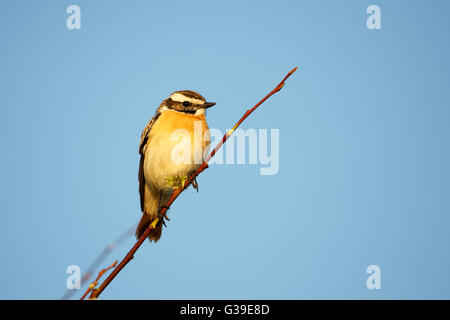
88,67 -> 298,299
81,260 -> 118,300
61,224 -> 135,300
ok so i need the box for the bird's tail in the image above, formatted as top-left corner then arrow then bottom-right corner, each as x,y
136,186 -> 171,242
135,212 -> 163,242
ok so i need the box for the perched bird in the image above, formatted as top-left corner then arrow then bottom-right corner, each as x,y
136,90 -> 216,242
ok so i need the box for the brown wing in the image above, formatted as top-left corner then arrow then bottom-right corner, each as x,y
138,111 -> 161,212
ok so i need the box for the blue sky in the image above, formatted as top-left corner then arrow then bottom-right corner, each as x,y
0,0 -> 449,299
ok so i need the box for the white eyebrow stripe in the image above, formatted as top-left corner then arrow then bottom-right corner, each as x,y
170,93 -> 204,105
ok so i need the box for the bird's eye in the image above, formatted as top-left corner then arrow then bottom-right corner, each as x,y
182,101 -> 191,107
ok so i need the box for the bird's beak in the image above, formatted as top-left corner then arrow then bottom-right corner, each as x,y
202,102 -> 216,109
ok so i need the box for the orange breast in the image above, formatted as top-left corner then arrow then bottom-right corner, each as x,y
144,110 -> 211,190
149,110 -> 210,150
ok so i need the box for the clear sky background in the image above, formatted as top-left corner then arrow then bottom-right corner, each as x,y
1,0 -> 449,299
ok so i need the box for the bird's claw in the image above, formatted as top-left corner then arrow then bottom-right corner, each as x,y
157,205 -> 170,227
188,172 -> 199,192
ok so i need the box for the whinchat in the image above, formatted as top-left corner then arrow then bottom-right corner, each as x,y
136,90 -> 216,242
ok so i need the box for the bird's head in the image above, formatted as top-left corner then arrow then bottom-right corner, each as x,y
160,90 -> 216,115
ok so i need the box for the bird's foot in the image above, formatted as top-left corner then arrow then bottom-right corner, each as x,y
188,171 -> 199,192
157,205 -> 170,227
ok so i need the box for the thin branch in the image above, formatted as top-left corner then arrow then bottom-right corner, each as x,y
80,260 -> 118,300
88,67 -> 298,299
61,224 -> 135,300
